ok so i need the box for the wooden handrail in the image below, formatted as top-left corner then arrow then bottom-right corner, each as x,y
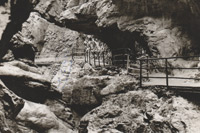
140,60 -> 142,88
165,58 -> 169,89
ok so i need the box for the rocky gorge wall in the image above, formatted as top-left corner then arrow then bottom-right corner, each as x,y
1,0 -> 199,62
58,0 -> 200,57
0,0 -> 200,133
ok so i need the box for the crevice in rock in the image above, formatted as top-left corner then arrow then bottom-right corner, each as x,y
1,77 -> 49,103
11,44 -> 36,61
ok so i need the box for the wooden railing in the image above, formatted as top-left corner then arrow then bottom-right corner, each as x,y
112,48 -> 131,68
72,47 -> 134,68
138,55 -> 200,88
72,48 -> 112,67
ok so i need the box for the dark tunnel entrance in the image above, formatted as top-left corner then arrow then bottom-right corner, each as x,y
97,25 -> 152,62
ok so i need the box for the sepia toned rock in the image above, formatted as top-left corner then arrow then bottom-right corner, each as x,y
0,80 -> 24,133
0,0 -> 200,132
17,100 -> 75,133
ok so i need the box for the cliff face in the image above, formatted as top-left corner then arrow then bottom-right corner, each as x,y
59,0 -> 200,57
5,0 -> 200,61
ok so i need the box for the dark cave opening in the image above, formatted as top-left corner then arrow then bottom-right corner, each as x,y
97,25 -> 152,61
12,44 -> 36,61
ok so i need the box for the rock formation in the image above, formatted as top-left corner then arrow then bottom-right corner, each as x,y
0,0 -> 200,133
0,80 -> 24,133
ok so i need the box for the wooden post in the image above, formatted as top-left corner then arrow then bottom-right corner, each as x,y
147,56 -> 149,79
98,53 -> 100,67
87,51 -> 89,63
94,53 -> 96,66
123,52 -> 125,67
103,51 -> 105,67
89,50 -> 91,64
84,50 -> 87,63
140,59 -> 143,88
127,54 -> 130,72
72,48 -> 74,61
111,51 -> 114,65
165,58 -> 169,89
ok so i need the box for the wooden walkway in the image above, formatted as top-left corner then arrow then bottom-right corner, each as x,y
72,47 -> 200,94
35,47 -> 200,93
130,55 -> 200,93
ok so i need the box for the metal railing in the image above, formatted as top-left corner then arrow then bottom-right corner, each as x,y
72,48 -> 112,67
138,56 -> 200,88
112,48 -> 131,68
72,47 -> 133,68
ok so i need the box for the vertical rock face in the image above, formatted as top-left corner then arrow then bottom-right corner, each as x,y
1,0 -> 200,61
11,12 -> 83,61
0,0 -> 39,60
59,0 -> 200,57
3,0 -> 200,60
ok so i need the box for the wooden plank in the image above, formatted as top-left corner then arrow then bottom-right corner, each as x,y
147,56 -> 149,79
140,60 -> 142,87
165,58 -> 169,89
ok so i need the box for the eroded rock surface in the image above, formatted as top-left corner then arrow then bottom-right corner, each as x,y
60,0 -> 197,57
17,100 -> 74,133
8,0 -> 200,61
80,90 -> 200,133
0,61 -> 59,103
0,80 -> 24,133
1,0 -> 200,133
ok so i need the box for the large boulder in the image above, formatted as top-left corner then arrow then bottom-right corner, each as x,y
0,61 -> 59,103
68,76 -> 109,114
51,60 -> 82,93
54,64 -> 136,115
16,100 -> 74,133
100,74 -> 136,96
